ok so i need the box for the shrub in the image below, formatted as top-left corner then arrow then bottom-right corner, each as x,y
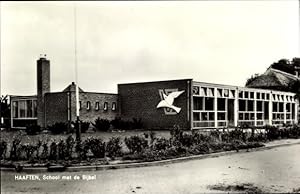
111,117 -> 123,129
265,125 -> 280,140
57,140 -> 67,160
25,124 -> 41,135
180,133 -> 194,148
48,122 -> 69,134
49,142 -> 58,160
132,118 -> 143,129
65,135 -> 75,159
188,143 -> 210,155
106,137 -> 122,158
153,137 -> 170,151
125,135 -> 148,154
85,137 -> 105,158
75,140 -> 88,160
0,141 -> 7,159
92,118 -> 110,131
81,121 -> 90,133
41,142 -> 49,160
73,121 -> 90,133
10,137 -> 21,161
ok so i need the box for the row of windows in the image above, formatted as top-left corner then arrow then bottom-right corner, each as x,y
12,100 -> 37,118
193,86 -> 235,98
193,86 -> 295,102
194,97 -> 296,113
79,101 -> 117,111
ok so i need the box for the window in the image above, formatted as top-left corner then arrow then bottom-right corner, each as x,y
217,112 -> 226,120
193,97 -> 203,110
95,102 -> 99,110
79,101 -> 82,110
26,100 -> 33,117
193,112 -> 200,121
256,93 -> 260,100
12,101 -> 18,118
257,101 -> 263,112
19,100 -> 26,118
239,91 -> 243,98
86,101 -> 91,110
112,102 -> 117,111
279,103 -> 283,112
250,92 -> 254,99
224,89 -> 229,97
33,100 -> 37,117
205,98 -> 214,110
217,98 -> 225,111
244,91 -> 249,98
248,100 -> 254,111
239,100 -> 246,111
103,102 -> 108,111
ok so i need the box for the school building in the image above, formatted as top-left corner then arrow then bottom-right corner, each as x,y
10,57 -> 299,130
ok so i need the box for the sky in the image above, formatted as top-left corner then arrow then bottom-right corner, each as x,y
1,1 -> 299,96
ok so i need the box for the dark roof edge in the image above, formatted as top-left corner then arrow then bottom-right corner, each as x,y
118,78 -> 193,86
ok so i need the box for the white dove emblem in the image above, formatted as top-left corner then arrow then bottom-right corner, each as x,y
157,90 -> 185,113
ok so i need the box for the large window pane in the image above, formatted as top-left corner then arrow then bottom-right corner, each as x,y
239,100 -> 246,111
33,100 -> 37,117
217,98 -> 225,111
257,101 -> 263,112
12,101 -> 18,118
193,97 -> 203,110
248,100 -> 254,111
205,98 -> 214,111
26,100 -> 33,117
19,101 -> 26,118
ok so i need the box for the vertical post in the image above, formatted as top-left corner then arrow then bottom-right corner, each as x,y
269,92 -> 273,125
234,87 -> 238,127
254,91 -> 257,127
283,95 -> 287,125
74,3 -> 81,141
214,88 -> 217,128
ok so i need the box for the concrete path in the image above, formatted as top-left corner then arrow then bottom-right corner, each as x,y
1,142 -> 300,193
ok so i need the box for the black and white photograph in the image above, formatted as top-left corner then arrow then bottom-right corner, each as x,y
0,1 -> 300,193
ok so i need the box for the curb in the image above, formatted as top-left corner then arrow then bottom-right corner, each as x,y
1,141 -> 300,173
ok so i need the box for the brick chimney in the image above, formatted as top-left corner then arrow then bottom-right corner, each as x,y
37,55 -> 50,128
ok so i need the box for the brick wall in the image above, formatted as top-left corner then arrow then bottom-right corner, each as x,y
44,92 -> 68,126
70,92 -> 119,123
118,79 -> 192,130
37,58 -> 50,128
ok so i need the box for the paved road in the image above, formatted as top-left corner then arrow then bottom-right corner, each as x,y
1,144 -> 300,194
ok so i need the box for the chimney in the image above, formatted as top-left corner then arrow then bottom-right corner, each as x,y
37,55 -> 50,128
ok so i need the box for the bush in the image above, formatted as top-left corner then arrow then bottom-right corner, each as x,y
48,122 -> 69,134
265,125 -> 280,140
10,137 -> 22,161
92,118 -> 110,131
41,142 -> 49,160
49,142 -> 58,160
84,137 -> 105,158
73,121 -> 90,133
106,137 -> 122,158
153,137 -> 170,151
0,141 -> 7,159
75,140 -> 88,160
65,135 -> 75,159
125,135 -> 148,154
25,124 -> 41,135
132,118 -> 143,129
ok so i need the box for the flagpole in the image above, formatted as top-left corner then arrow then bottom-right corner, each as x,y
74,3 -> 81,141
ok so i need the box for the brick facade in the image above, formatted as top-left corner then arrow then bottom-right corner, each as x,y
44,86 -> 119,126
44,92 -> 68,126
118,79 -> 192,130
73,92 -> 119,123
37,58 -> 50,128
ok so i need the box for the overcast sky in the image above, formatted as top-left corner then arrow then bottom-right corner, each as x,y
1,1 -> 299,96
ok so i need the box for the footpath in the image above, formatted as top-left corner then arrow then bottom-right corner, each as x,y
1,138 -> 300,173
